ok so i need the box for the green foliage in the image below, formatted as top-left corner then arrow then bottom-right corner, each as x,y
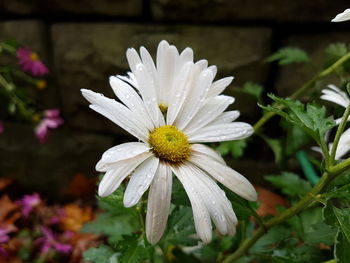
261,135 -> 283,163
171,178 -> 191,206
83,245 -> 117,263
266,47 -> 309,65
281,120 -> 312,157
261,95 -> 335,147
216,140 -> 247,158
265,172 -> 312,198
81,189 -> 139,243
164,206 -> 197,246
241,82 -> 263,102
325,43 -> 350,69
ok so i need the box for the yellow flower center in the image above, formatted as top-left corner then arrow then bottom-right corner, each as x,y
30,52 -> 39,61
36,80 -> 47,90
149,125 -> 191,163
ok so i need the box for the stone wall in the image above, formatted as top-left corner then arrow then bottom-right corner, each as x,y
0,1 -> 349,198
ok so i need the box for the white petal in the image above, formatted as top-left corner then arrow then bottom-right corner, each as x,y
126,48 -> 142,73
191,144 -> 226,164
208,111 -> 240,126
176,47 -> 194,73
81,89 -> 148,141
166,61 -> 193,125
109,76 -> 154,130
140,46 -> 157,84
98,153 -> 151,197
207,65 -> 217,79
158,45 -> 179,105
171,165 -> 212,243
183,163 -> 237,235
190,152 -> 257,201
188,122 -> 253,143
183,95 -> 235,134
332,8 -> 350,22
96,142 -> 149,172
134,64 -> 165,127
124,157 -> 159,207
117,72 -> 139,90
146,162 -> 172,244
196,59 -> 208,71
175,68 -> 215,130
333,127 -> 350,159
208,77 -> 234,97
321,85 -> 350,108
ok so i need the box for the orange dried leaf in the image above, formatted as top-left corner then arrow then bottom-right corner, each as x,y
60,204 -> 94,232
255,186 -> 289,217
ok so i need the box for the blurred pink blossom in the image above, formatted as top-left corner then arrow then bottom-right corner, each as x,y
16,47 -> 49,76
0,226 -> 12,257
35,109 -> 64,143
0,122 -> 4,134
17,193 -> 41,217
35,226 -> 72,255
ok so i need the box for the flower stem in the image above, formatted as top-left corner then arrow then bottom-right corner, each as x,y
0,74 -> 34,121
254,52 -> 350,132
222,164 -> 346,263
329,103 -> 350,164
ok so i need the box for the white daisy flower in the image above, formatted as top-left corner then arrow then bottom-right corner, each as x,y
81,40 -> 256,244
319,85 -> 350,159
332,8 -> 350,22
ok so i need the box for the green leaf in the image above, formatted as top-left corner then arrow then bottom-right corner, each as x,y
241,82 -> 263,101
325,43 -> 349,68
81,190 -> 139,243
118,235 -> 151,263
324,184 -> 350,199
261,136 -> 283,163
83,245 -> 117,263
266,47 -> 309,65
281,120 -> 312,156
171,177 -> 191,206
304,222 -> 337,245
261,95 -> 335,145
335,231 -> 350,263
250,225 -> 290,253
332,207 -> 350,244
265,172 -> 312,197
216,140 -> 247,159
165,207 -> 197,246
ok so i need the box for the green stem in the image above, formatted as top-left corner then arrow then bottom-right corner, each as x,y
0,42 -> 16,54
0,74 -> 34,121
254,52 -> 350,132
330,104 -> 350,164
222,163 -> 347,263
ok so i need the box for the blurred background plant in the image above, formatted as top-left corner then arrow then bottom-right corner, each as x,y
0,40 -> 63,143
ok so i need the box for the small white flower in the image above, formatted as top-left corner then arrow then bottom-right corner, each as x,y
81,40 -> 256,244
331,8 -> 350,22
319,85 -> 350,159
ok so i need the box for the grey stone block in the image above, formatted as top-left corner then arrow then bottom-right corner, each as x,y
275,32 -> 350,97
1,0 -> 142,16
151,0 -> 349,23
51,23 -> 272,128
0,122 -> 114,198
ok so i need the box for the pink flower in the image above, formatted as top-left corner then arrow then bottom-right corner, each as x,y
0,122 -> 4,134
16,47 -> 49,76
17,193 -> 41,217
35,109 -> 64,143
35,226 -> 72,255
0,226 -> 12,257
